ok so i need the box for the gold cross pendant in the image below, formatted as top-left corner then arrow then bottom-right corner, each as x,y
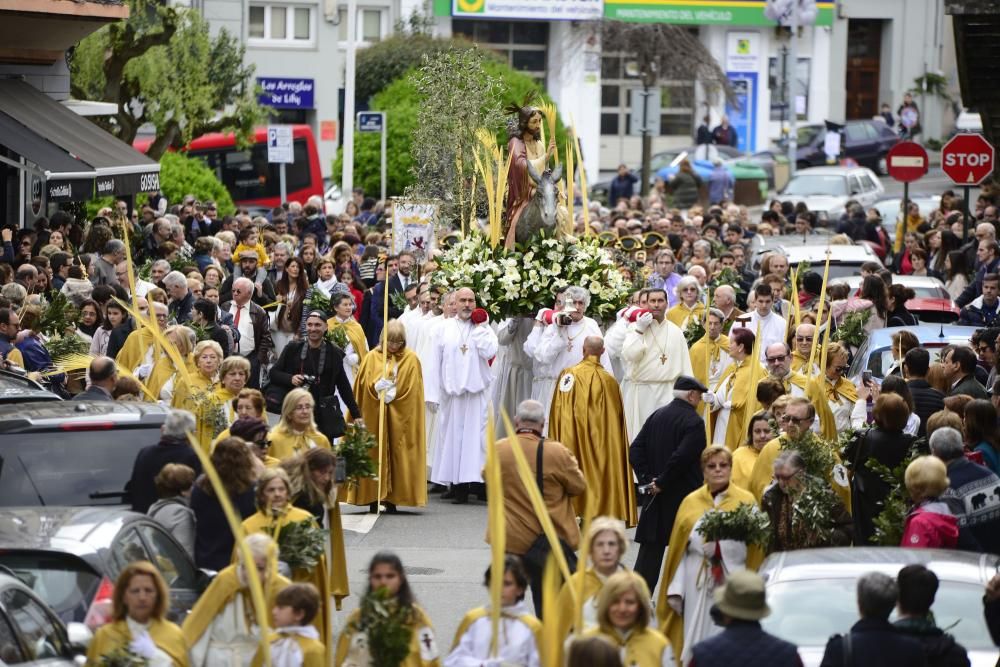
566,342 -> 573,352
659,354 -> 668,364
460,344 -> 469,354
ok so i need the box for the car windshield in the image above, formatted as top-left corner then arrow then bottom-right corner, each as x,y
783,175 -> 848,197
798,125 -> 824,146
790,262 -> 865,280
0,429 -> 160,506
0,552 -> 100,624
762,578 -> 995,651
854,344 -> 948,379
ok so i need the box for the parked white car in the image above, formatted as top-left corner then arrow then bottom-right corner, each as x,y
780,166 -> 885,224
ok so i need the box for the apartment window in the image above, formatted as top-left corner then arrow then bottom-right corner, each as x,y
600,54 -> 694,137
452,20 -> 548,81
768,56 -> 810,121
248,4 -> 315,45
338,7 -> 387,43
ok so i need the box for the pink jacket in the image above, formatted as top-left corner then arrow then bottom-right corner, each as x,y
901,500 -> 959,549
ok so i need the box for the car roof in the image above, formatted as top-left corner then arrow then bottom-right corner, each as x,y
791,166 -> 877,177
778,244 -> 881,264
0,370 -> 61,403
761,547 -> 1000,585
0,506 -> 137,559
831,275 -> 946,290
0,400 -> 169,433
864,324 -> 979,349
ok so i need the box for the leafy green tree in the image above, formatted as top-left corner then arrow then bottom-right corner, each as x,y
69,0 -> 266,159
159,152 -> 236,215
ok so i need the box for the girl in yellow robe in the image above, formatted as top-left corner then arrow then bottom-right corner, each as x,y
731,413 -> 775,490
708,327 -> 764,451
819,342 -> 859,437
346,320 -> 426,510
336,552 -> 441,667
580,571 -> 671,667
87,561 -> 190,667
267,388 -> 332,461
171,340 -> 224,451
240,468 -> 333,663
665,276 -> 705,331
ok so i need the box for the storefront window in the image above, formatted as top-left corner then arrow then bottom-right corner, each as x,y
452,20 -> 548,81
768,56 -> 810,121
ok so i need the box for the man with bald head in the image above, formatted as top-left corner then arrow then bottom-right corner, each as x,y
221,276 -> 273,388
425,287 -> 499,504
712,284 -> 743,333
74,357 -> 118,401
790,323 -> 820,376
548,336 -> 637,526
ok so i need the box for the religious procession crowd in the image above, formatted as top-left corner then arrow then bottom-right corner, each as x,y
3,179 -> 1000,667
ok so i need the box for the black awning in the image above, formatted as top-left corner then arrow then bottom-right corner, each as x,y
0,80 -> 160,201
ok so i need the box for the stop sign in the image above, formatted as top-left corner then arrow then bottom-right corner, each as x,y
886,141 -> 929,183
941,133 -> 995,185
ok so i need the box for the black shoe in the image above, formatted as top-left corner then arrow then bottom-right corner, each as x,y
368,502 -> 379,514
429,483 -> 447,494
473,482 -> 487,501
441,487 -> 456,500
451,491 -> 469,505
383,502 -> 397,514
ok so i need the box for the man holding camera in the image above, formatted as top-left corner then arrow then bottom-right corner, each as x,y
425,287 -> 499,504
269,310 -> 362,439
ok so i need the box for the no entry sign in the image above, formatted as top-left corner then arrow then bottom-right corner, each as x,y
886,141 -> 929,183
942,133 -> 995,185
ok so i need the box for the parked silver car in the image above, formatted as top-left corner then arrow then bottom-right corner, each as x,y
759,547 -> 1000,667
0,569 -> 87,665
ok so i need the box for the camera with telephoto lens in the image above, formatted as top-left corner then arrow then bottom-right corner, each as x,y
554,299 -> 576,326
300,374 -> 318,389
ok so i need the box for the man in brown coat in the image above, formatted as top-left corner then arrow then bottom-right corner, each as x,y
487,399 -> 586,616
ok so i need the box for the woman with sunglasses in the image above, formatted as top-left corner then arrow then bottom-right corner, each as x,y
819,342 -> 858,434
658,445 -> 762,664
666,276 -> 705,331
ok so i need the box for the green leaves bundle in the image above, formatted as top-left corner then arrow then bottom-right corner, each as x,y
780,431 -> 837,479
832,308 -> 871,348
276,519 -> 329,571
791,477 -> 842,547
354,588 -> 414,667
99,646 -> 150,667
46,334 -> 90,362
325,326 -> 349,351
697,503 -> 771,546
337,423 -> 379,484
303,289 -> 332,318
684,317 -> 705,349
37,292 -> 80,338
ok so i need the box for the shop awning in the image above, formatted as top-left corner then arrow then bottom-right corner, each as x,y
0,80 -> 160,202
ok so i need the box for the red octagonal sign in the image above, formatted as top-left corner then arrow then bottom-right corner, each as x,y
887,141 -> 929,183
942,133 -> 995,185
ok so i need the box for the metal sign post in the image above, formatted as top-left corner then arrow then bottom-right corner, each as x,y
357,111 -> 387,202
267,125 -> 294,202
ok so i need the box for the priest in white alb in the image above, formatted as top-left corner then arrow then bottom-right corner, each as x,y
416,289 -> 452,490
621,287 -> 693,441
425,287 -> 499,504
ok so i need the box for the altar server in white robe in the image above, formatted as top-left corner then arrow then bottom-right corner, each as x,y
621,287 -> 693,441
493,317 -> 535,437
426,287 -> 499,497
416,289 -> 452,466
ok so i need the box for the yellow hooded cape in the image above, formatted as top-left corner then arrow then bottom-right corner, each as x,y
747,435 -> 852,511
87,618 -> 189,667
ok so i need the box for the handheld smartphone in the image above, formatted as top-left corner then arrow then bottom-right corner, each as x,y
335,456 -> 347,484
862,370 -> 873,385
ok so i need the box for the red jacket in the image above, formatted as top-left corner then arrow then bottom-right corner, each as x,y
901,500 -> 958,549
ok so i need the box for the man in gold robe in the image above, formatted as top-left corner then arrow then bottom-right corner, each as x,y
346,320 -> 426,512
790,323 -> 821,376
548,336 -> 637,526
689,308 -> 730,392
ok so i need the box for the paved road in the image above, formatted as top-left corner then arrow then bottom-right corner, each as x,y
334,494 -> 642,647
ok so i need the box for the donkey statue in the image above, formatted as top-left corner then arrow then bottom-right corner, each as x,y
514,161 -> 564,245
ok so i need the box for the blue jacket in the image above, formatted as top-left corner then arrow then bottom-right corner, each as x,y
955,256 -> 1000,307
957,295 -> 1000,327
820,618 -> 926,667
690,620 -> 801,667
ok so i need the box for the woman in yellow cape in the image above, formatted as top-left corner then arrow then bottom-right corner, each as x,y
707,327 -> 764,451
240,468 -> 333,662
580,571 -> 671,667
665,276 -> 705,331
336,552 -> 441,667
171,340 -> 225,451
182,533 -> 290,666
554,517 -> 630,648
282,448 -> 351,610
87,561 -> 190,667
148,325 -> 195,401
116,325 -> 159,377
818,342 -> 858,436
656,446 -> 763,666
731,413 -> 776,489
212,356 -> 250,425
345,320 -> 426,510
328,292 -> 369,385
267,388 -> 332,460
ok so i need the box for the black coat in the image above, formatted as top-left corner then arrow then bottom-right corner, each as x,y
908,379 -> 945,438
820,618 -> 926,667
691,620 -> 801,667
105,319 -> 135,361
127,436 -> 203,514
190,482 -> 256,571
72,386 -> 114,402
268,339 -> 361,419
892,620 -> 971,667
847,427 -> 916,545
629,398 -> 705,545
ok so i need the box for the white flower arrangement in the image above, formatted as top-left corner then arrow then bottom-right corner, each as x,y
432,233 -> 632,320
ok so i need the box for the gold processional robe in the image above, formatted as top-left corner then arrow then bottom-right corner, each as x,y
116,327 -> 159,377
820,375 -> 859,438
579,625 -> 671,667
335,604 -> 441,667
554,567 -> 607,655
240,507 -> 333,662
790,350 -> 820,377
182,563 -> 291,665
548,356 -> 637,526
656,483 -> 763,661
665,302 -> 706,332
710,359 -> 765,451
690,333 -> 729,392
87,618 -> 189,667
327,316 -> 369,360
148,353 -> 195,401
266,426 -> 332,461
171,372 -> 219,451
345,346 -> 426,507
747,435 -> 852,512
730,445 -> 761,490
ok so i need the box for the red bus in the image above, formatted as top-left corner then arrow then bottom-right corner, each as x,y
134,125 -> 323,212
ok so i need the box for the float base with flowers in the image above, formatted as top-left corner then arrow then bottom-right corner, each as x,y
430,231 -> 632,321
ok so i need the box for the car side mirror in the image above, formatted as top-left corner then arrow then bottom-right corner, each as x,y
66,621 -> 92,654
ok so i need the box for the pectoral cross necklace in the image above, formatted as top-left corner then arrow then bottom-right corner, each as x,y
565,322 -> 583,352
459,324 -> 472,355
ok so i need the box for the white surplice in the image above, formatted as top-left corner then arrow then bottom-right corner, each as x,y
425,317 -> 499,485
188,594 -> 260,667
443,601 -> 541,667
666,492 -> 749,666
604,315 -> 630,383
621,318 -> 693,441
